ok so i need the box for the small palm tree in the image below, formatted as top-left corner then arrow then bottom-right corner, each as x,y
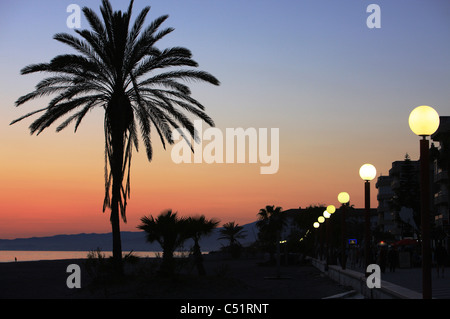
137,209 -> 188,276
185,215 -> 220,276
219,222 -> 247,258
11,0 -> 219,274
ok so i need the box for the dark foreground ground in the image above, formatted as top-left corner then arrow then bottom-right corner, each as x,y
0,255 -> 352,299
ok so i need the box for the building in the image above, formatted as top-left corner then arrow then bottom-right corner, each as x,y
431,116 -> 450,242
376,158 -> 420,240
375,175 -> 395,234
375,116 -> 450,246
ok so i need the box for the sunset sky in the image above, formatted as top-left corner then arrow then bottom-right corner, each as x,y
1,0 -> 449,239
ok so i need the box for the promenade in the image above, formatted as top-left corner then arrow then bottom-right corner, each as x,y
0,257 -> 352,299
313,258 -> 450,299
356,264 -> 450,299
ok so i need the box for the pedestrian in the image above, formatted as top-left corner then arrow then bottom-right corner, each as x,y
435,242 -> 447,278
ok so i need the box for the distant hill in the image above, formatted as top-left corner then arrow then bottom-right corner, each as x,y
0,222 -> 258,252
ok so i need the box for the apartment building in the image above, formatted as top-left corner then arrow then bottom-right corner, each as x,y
376,116 -> 450,244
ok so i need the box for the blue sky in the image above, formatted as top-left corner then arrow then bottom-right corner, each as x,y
2,1 -> 449,127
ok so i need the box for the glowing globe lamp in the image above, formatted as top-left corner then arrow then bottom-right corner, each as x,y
408,105 -> 440,137
359,164 -> 376,181
327,205 -> 336,214
338,192 -> 350,204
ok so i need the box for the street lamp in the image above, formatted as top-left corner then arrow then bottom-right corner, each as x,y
338,192 -> 350,269
359,164 -> 376,274
409,105 -> 440,136
359,164 -> 377,181
313,222 -> 320,260
319,212 -> 332,268
338,192 -> 350,205
323,209 -> 333,267
409,105 -> 440,299
317,215 -> 326,261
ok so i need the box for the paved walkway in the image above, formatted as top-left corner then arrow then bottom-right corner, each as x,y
346,263 -> 450,299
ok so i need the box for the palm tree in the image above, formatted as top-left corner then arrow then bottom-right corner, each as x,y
11,0 -> 219,274
256,205 -> 285,269
219,221 -> 247,258
256,205 -> 285,241
185,215 -> 220,275
137,209 -> 188,276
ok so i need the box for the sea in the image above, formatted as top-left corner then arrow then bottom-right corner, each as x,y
0,250 -> 165,263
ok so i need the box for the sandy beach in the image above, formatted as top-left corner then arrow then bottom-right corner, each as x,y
0,255 -> 351,299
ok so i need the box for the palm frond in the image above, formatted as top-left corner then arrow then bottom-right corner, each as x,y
55,98 -> 103,132
9,108 -> 48,125
140,70 -> 220,87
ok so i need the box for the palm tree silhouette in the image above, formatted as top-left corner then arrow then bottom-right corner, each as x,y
256,205 -> 285,241
185,215 -> 220,276
256,205 -> 285,269
219,222 -> 247,246
11,0 -> 219,274
137,209 -> 188,276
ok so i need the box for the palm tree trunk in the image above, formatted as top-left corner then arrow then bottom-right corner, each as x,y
162,247 -> 175,276
107,95 -> 130,276
193,240 -> 206,276
110,130 -> 124,276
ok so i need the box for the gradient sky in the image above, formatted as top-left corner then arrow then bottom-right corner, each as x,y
1,0 -> 449,239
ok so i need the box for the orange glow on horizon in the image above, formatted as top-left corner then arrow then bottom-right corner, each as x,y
1,117 -> 383,240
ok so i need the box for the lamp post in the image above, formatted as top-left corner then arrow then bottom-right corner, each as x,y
338,192 -> 350,269
324,210 -> 332,265
325,206 -> 336,264
409,105 -> 440,299
313,222 -> 322,259
318,215 -> 327,267
318,215 -> 325,261
359,164 -> 376,274
313,222 -> 320,259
